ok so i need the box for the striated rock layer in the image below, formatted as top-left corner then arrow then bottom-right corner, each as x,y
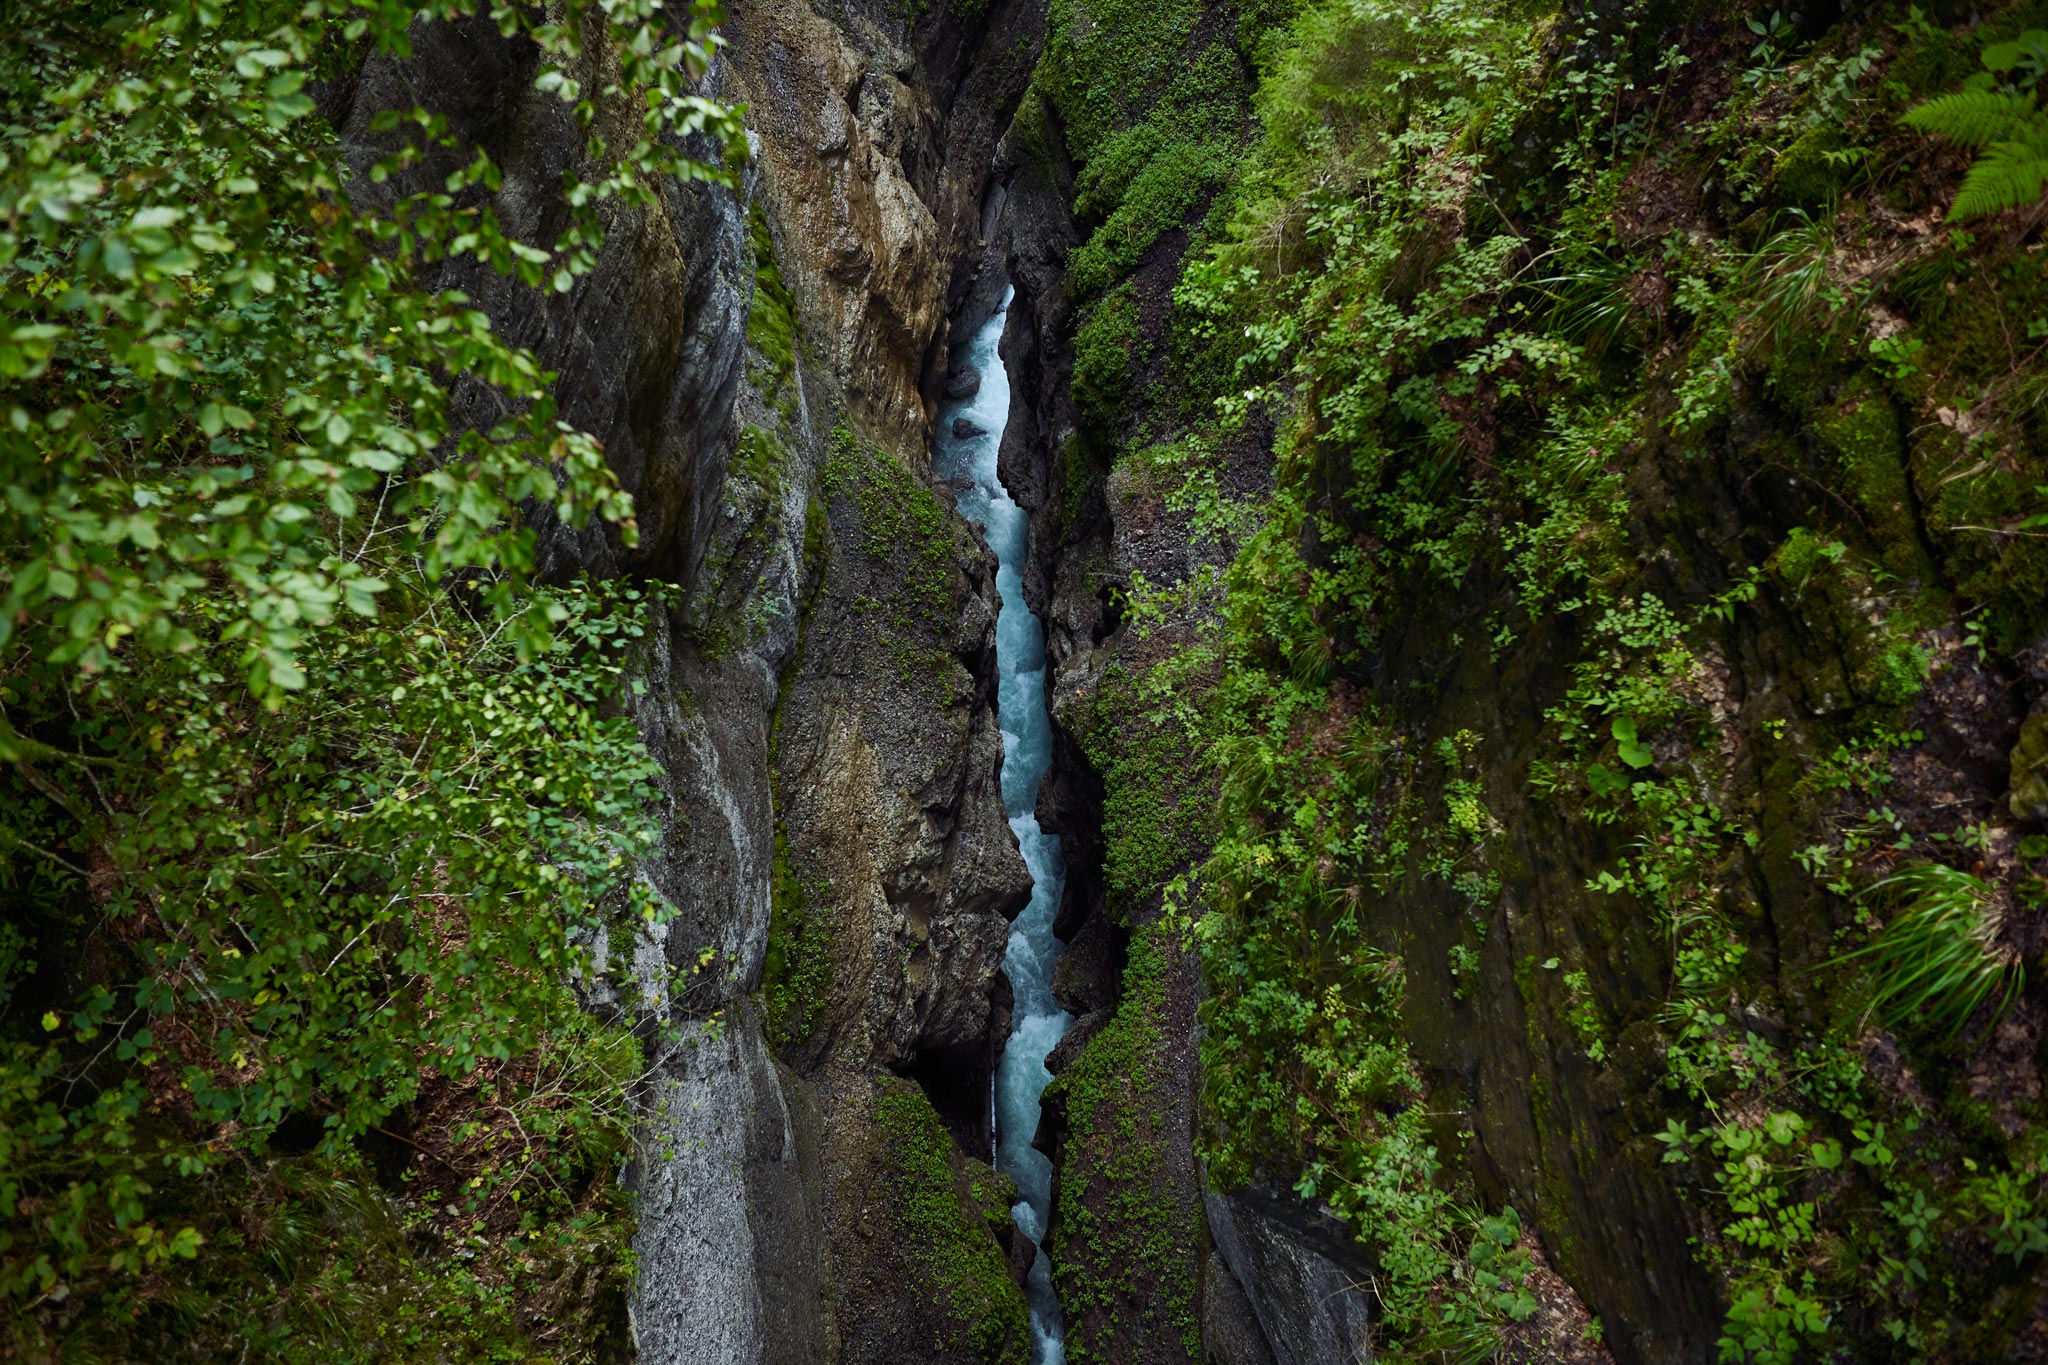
330,0 -> 1054,1361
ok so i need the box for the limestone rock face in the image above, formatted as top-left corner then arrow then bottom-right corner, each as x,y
719,0 -> 1034,459
722,5 -> 944,453
627,1014 -> 830,1363
332,2 -> 1047,1362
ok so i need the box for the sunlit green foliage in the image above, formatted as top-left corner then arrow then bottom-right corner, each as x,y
0,0 -> 742,1352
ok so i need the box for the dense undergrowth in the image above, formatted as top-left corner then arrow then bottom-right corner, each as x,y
1043,0 -> 2048,1356
0,1 -> 741,1358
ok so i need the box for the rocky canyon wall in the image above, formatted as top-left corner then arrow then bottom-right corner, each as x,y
327,1 -> 1060,1360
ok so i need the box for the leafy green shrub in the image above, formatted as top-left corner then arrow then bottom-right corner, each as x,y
0,0 -> 742,1351
1051,0 -> 2048,1353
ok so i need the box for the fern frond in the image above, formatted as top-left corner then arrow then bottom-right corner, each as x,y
1948,139 -> 2048,219
1902,88 -> 2040,148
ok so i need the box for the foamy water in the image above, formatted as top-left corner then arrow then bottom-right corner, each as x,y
934,286 -> 1072,1365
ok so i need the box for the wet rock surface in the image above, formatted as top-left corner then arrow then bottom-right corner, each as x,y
945,364 -> 984,399
1203,1189 -> 1374,1365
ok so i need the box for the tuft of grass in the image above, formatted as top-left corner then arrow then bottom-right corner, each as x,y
1742,209 -> 1849,354
1843,863 -> 2024,1039
1532,250 -> 1639,361
1407,1314 -> 1502,1365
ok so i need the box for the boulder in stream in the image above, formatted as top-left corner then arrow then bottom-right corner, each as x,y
943,363 -> 981,399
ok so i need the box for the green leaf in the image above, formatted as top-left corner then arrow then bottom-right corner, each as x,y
1948,138 -> 2048,220
263,93 -> 317,127
1585,762 -> 1628,795
1902,88 -> 2039,149
1611,716 -> 1654,769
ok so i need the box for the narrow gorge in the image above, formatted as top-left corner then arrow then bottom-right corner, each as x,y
942,290 -> 1078,1364
9,0 -> 2048,1362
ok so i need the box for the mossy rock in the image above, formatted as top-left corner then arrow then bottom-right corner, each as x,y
1046,925 -> 1204,1364
871,1080 -> 1033,1364
963,1157 -> 1022,1244
1770,125 -> 1856,207
1812,379 -> 1934,587
2011,705 -> 2048,824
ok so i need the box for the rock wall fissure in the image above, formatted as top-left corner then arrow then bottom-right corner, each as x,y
938,286 -> 1075,1365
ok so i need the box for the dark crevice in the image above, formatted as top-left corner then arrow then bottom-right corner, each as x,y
905,1038 -> 996,1156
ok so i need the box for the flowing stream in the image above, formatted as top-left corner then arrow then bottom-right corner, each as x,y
934,286 -> 1072,1365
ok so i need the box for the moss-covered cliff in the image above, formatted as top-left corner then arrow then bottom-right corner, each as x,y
990,0 -> 2048,1359
3,0 -> 1050,1358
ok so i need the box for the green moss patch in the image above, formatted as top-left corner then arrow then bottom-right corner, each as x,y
747,201 -> 798,390
820,425 -> 964,687
1046,925 -> 1203,1362
762,821 -> 832,1046
1075,658 -> 1215,923
873,1081 -> 1032,1364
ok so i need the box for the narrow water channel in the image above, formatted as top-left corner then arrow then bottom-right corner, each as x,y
934,286 -> 1072,1365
